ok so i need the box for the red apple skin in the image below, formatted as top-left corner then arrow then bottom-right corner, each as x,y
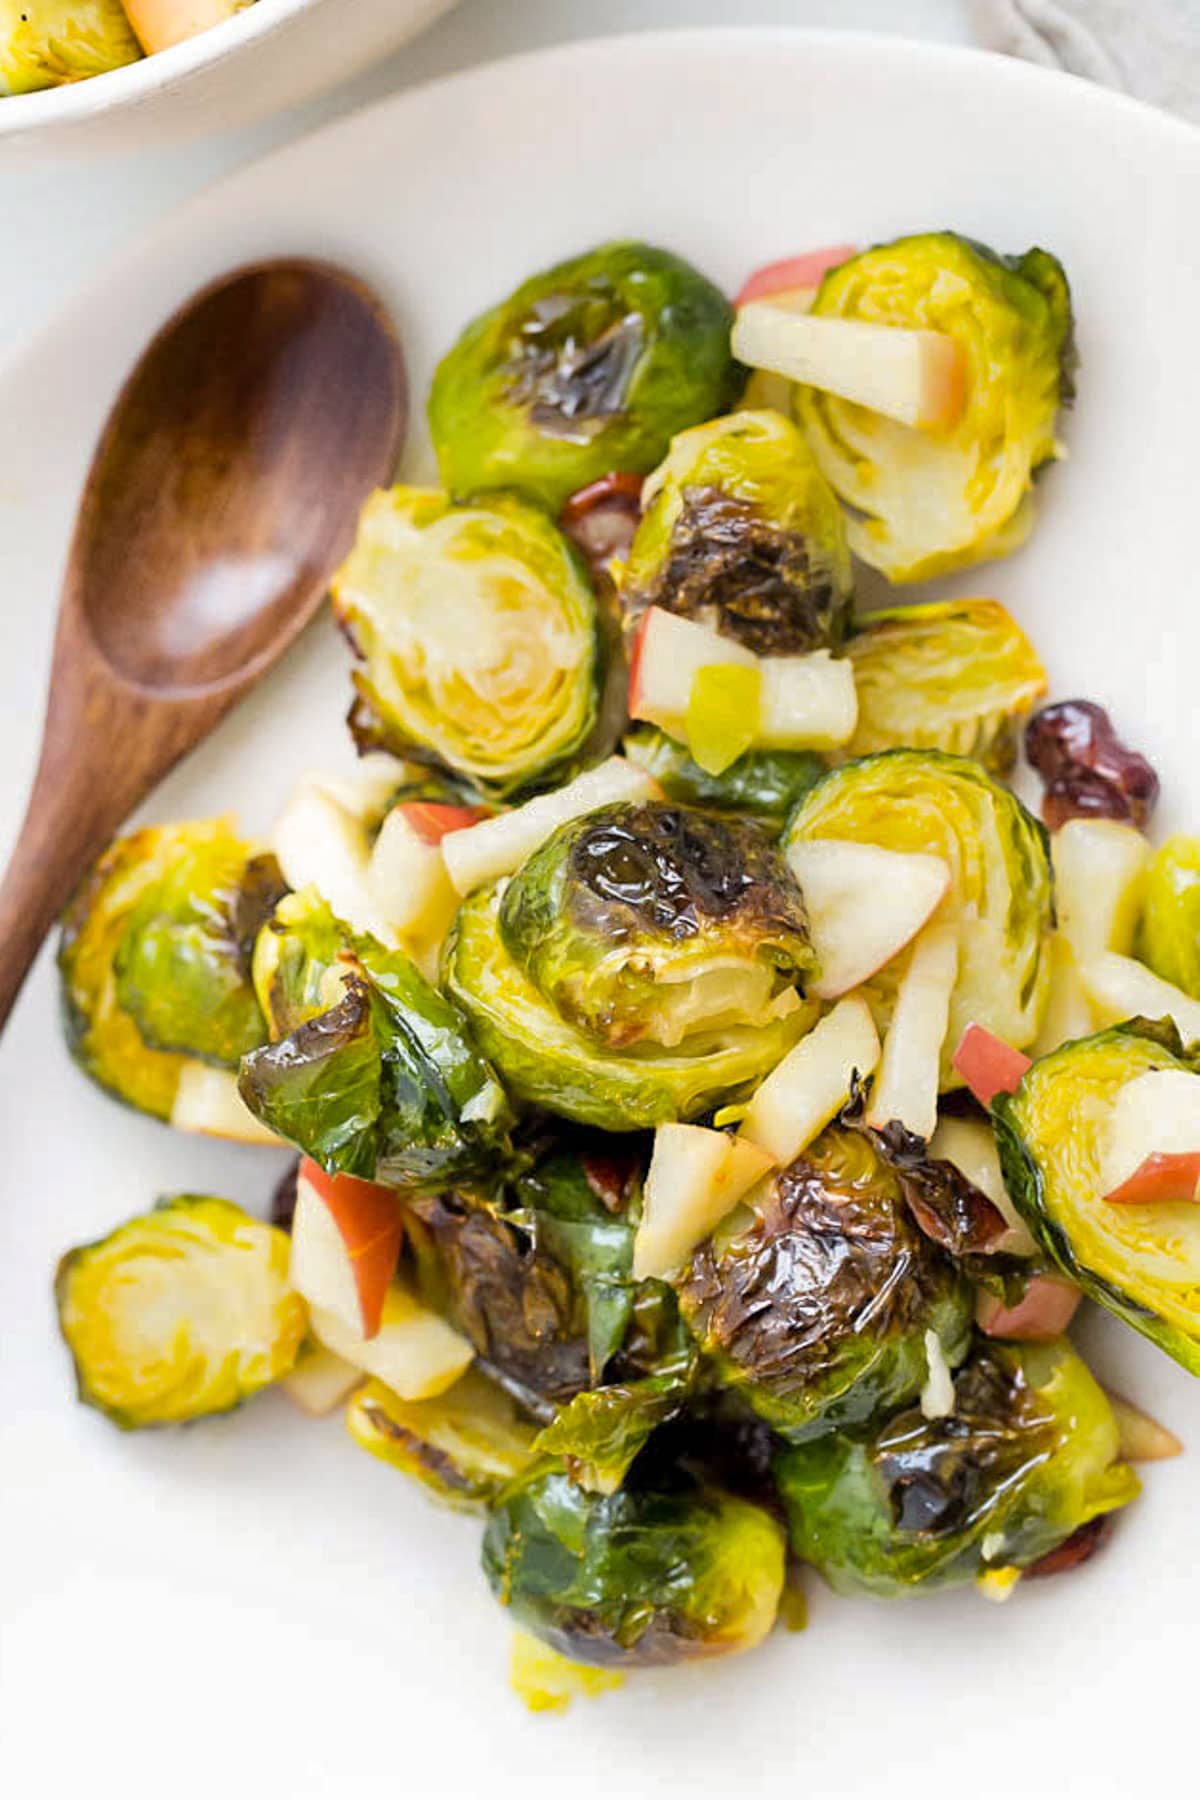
952,1024 -> 1033,1108
627,608 -> 656,717
976,1274 -> 1081,1341
734,245 -> 857,308
299,1159 -> 404,1339
395,802 -> 489,847
1103,1152 -> 1200,1206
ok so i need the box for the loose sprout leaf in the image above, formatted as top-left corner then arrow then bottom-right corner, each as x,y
622,723 -> 825,832
532,1374 -> 687,1494
0,0 -> 141,93
346,1371 -> 537,1508
1136,835 -> 1200,998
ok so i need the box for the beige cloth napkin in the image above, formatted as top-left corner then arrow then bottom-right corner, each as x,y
970,0 -> 1200,121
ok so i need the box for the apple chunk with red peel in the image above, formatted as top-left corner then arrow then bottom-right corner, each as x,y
976,1275 -> 1080,1341
272,776 -> 398,946
632,1126 -> 775,1281
785,839 -> 950,1001
951,1023 -> 1031,1108
289,1161 -> 405,1340
734,245 -> 857,309
739,995 -> 881,1166
1100,1068 -> 1200,1206
308,1283 -> 474,1401
368,801 -> 487,966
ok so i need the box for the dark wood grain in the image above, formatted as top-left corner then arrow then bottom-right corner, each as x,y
0,259 -> 405,1031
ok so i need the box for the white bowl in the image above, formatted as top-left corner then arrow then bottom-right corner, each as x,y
0,0 -> 457,153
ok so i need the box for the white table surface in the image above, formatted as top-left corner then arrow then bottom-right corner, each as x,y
0,0 -> 969,353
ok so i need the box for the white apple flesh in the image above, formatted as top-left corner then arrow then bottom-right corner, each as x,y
280,1344 -> 362,1418
632,1125 -> 775,1280
739,995 -> 881,1166
1100,1068 -> 1200,1197
866,920 -> 959,1140
1080,952 -> 1200,1042
1052,819 -> 1149,963
170,1063 -> 280,1146
308,1283 -> 474,1401
785,839 -> 950,1000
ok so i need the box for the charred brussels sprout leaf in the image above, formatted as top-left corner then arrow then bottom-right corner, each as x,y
623,723 -> 825,832
993,1020 -> 1200,1372
59,820 -> 282,1117
428,241 -> 739,512
331,487 -> 599,797
784,750 -> 1053,1071
238,924 -> 511,1192
532,1374 -> 688,1494
675,1125 -> 971,1440
620,411 -> 853,654
346,1371 -> 537,1509
482,1467 -> 785,1667
0,0 -> 141,93
846,599 -> 1047,773
775,1338 -> 1138,1597
1136,837 -> 1200,998
797,233 -> 1072,581
444,884 -> 813,1131
55,1196 -> 305,1429
499,802 -> 815,1051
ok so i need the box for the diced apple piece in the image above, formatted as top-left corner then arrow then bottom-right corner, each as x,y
929,1115 -> 1037,1256
1029,937 -> 1095,1058
122,0 -> 239,55
867,922 -> 958,1140
786,839 -> 950,1000
629,606 -> 755,732
632,1125 -> 775,1280
975,1274 -> 1080,1341
734,245 -> 857,308
1104,1392 -> 1183,1462
289,1162 -> 404,1340
441,758 -> 660,896
951,1023 -> 1031,1108
272,777 -> 397,944
1080,952 -> 1200,1042
308,1282 -> 473,1401
1104,1154 -> 1200,1206
280,1343 -> 362,1418
170,1063 -> 281,1145
758,653 -> 857,750
311,753 -> 410,821
919,1328 -> 956,1420
1099,1067 -> 1200,1202
368,801 -> 487,972
731,303 -> 967,432
739,996 -> 881,1166
1052,819 -> 1149,963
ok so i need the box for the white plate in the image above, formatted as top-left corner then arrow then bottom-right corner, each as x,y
1,30 -> 1198,1800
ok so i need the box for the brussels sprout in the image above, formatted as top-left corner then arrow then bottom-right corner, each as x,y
775,1337 -> 1138,1598
0,0 -> 141,93
428,241 -> 739,512
331,487 -> 600,797
499,802 -> 815,1052
346,1371 -> 537,1508
846,599 -> 1047,772
252,889 -> 358,1039
784,750 -> 1053,1071
532,1374 -> 688,1494
444,884 -> 813,1131
238,922 -> 512,1192
796,234 -> 1072,581
675,1124 -> 972,1440
482,1466 -> 785,1667
55,1196 -> 306,1430
1136,837 -> 1200,998
58,820 -> 284,1118
620,411 -> 853,655
623,723 -> 825,831
993,1019 -> 1200,1373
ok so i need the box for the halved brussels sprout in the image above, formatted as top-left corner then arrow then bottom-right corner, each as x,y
675,1124 -> 972,1440
59,819 -> 284,1118
428,241 -> 739,512
238,921 -> 512,1192
532,1374 -> 688,1494
331,487 -> 600,797
55,1196 -> 306,1430
346,1371 -> 537,1508
623,723 -> 825,832
482,1465 -> 785,1667
499,802 -> 815,1051
1136,837 -> 1200,998
444,885 -> 814,1131
775,1337 -> 1138,1598
620,411 -> 853,655
784,750 -> 1053,1071
797,233 -> 1072,581
846,599 -> 1047,772
993,1019 -> 1200,1372
0,0 -> 141,93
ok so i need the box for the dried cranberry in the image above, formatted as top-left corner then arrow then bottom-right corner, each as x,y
269,1158 -> 300,1233
579,1138 -> 646,1213
1024,700 -> 1159,830
1025,1514 -> 1112,1579
560,471 -> 643,582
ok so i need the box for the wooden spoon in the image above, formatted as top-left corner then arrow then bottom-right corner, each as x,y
0,258 -> 405,1031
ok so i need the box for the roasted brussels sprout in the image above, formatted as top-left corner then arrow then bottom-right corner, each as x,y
59,819 -> 284,1118
784,750 -> 1053,1069
619,411 -> 853,655
994,1019 -> 1200,1373
846,599 -> 1047,772
331,486 -> 599,797
0,0 -> 141,93
346,1371 -> 537,1508
428,241 -> 739,512
238,923 -> 512,1192
499,802 -> 815,1051
444,884 -> 813,1131
532,1374 -> 688,1494
775,1337 -> 1138,1598
623,723 -> 824,832
796,233 -> 1073,581
1136,837 -> 1200,998
482,1466 -> 785,1666
675,1125 -> 972,1440
56,1196 -> 306,1430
